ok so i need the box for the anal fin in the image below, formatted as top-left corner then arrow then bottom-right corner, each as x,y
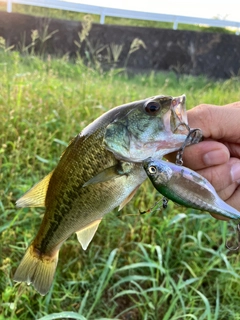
76,219 -> 102,250
16,171 -> 53,208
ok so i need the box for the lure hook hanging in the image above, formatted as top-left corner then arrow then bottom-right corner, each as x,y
139,198 -> 168,215
225,223 -> 240,251
176,128 -> 203,166
162,197 -> 169,209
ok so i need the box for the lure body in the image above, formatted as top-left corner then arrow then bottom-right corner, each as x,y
144,158 -> 240,220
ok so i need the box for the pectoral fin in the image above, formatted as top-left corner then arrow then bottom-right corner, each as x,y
118,185 -> 140,211
76,219 -> 102,250
16,171 -> 53,208
83,163 -> 126,187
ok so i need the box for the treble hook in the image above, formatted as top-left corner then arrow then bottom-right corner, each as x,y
225,223 -> 240,251
162,197 -> 169,209
139,198 -> 168,214
176,128 -> 203,166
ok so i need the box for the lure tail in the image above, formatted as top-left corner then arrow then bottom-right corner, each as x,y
13,245 -> 59,296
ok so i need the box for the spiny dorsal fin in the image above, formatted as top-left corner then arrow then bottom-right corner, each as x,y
118,186 -> 140,211
16,171 -> 53,208
76,219 -> 102,250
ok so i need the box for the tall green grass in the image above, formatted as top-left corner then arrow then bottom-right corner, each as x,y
1,48 -> 240,320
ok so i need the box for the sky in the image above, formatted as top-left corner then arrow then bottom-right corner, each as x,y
67,0 -> 240,22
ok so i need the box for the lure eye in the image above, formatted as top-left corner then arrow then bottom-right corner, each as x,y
148,165 -> 157,174
144,101 -> 161,115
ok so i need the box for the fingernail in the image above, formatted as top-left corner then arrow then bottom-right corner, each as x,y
230,163 -> 240,183
203,149 -> 228,166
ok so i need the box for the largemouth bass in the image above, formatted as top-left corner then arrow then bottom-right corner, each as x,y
14,94 -> 191,295
144,158 -> 240,220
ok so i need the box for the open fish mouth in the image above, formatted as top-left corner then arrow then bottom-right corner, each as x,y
171,95 -> 188,125
170,94 -> 190,135
169,94 -> 203,151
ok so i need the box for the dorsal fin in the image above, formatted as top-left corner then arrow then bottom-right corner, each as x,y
118,186 -> 140,211
16,171 -> 53,208
76,219 -> 102,250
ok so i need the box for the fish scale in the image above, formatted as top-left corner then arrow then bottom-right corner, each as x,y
36,131 -> 118,250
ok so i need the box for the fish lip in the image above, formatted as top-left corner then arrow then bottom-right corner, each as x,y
169,94 -> 190,135
171,94 -> 188,123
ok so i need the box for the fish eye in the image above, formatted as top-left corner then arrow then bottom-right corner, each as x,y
148,165 -> 157,174
144,101 -> 161,115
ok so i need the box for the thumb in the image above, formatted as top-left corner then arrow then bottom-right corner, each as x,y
187,103 -> 240,143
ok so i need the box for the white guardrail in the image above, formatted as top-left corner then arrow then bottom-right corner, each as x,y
3,0 -> 240,34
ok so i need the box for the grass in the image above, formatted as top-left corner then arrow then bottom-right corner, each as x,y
0,1 -> 235,34
1,45 -> 240,320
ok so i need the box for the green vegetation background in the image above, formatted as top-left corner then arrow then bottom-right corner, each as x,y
1,4 -> 240,320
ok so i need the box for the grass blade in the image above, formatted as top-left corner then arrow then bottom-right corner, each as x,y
37,312 -> 87,320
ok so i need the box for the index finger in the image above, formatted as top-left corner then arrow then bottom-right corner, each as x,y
187,103 -> 240,143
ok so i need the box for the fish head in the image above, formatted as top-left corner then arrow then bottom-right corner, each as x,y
104,94 -> 190,162
143,158 -> 173,186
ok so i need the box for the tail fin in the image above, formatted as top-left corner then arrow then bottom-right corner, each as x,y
13,245 -> 59,296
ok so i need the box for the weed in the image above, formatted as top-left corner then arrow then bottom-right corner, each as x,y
74,16 -> 146,72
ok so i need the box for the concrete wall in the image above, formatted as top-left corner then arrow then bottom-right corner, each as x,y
1,12 -> 240,78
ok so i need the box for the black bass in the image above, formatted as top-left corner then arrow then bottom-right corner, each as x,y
14,94 -> 190,295
144,158 -> 240,220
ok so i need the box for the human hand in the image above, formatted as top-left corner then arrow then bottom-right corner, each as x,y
167,101 -> 240,220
